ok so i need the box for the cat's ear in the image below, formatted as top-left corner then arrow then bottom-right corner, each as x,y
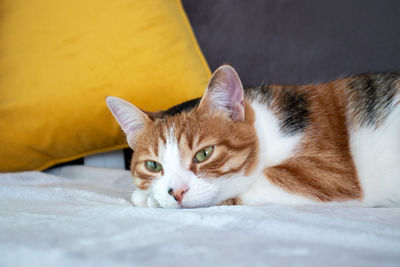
106,96 -> 151,148
198,65 -> 245,121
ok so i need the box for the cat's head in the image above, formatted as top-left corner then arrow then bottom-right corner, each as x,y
106,65 -> 258,208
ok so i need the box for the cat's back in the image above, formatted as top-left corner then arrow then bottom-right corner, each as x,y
244,73 -> 400,206
343,73 -> 400,206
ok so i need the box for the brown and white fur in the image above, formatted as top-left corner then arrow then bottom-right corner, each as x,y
106,65 -> 400,208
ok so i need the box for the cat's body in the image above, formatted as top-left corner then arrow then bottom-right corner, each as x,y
107,66 -> 400,208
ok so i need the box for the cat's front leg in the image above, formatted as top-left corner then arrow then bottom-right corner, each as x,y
131,189 -> 160,208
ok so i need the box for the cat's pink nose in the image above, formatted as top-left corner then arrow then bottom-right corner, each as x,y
168,187 -> 188,203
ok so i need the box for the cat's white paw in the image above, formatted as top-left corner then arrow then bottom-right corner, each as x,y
131,189 -> 160,208
146,194 -> 161,208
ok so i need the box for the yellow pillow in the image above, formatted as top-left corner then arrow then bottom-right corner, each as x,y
0,0 -> 210,172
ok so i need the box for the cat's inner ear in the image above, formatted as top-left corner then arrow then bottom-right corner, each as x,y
198,65 -> 245,121
106,96 -> 150,148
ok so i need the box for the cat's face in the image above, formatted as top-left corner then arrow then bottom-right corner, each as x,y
107,65 -> 258,208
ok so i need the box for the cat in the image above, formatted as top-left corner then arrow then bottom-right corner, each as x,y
106,65 -> 400,208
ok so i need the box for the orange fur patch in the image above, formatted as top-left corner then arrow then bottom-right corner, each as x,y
129,101 -> 258,189
264,79 -> 362,201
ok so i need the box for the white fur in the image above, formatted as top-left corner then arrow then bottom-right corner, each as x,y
150,132 -> 221,208
251,102 -> 302,168
239,101 -> 313,205
131,189 -> 160,208
240,176 -> 315,205
349,102 -> 400,206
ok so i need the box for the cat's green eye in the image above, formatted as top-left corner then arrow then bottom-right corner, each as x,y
145,161 -> 163,172
194,146 -> 214,163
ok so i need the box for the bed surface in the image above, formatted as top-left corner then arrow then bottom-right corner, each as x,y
1,166 -> 399,267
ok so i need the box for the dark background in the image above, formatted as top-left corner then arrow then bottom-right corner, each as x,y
183,0 -> 400,86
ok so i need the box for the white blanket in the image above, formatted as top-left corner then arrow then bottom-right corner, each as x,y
1,166 -> 399,267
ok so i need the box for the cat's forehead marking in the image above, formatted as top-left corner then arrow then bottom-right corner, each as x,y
158,126 -> 183,174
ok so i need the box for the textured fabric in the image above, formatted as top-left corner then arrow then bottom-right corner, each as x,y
183,0 -> 400,86
0,0 -> 210,172
0,166 -> 399,267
